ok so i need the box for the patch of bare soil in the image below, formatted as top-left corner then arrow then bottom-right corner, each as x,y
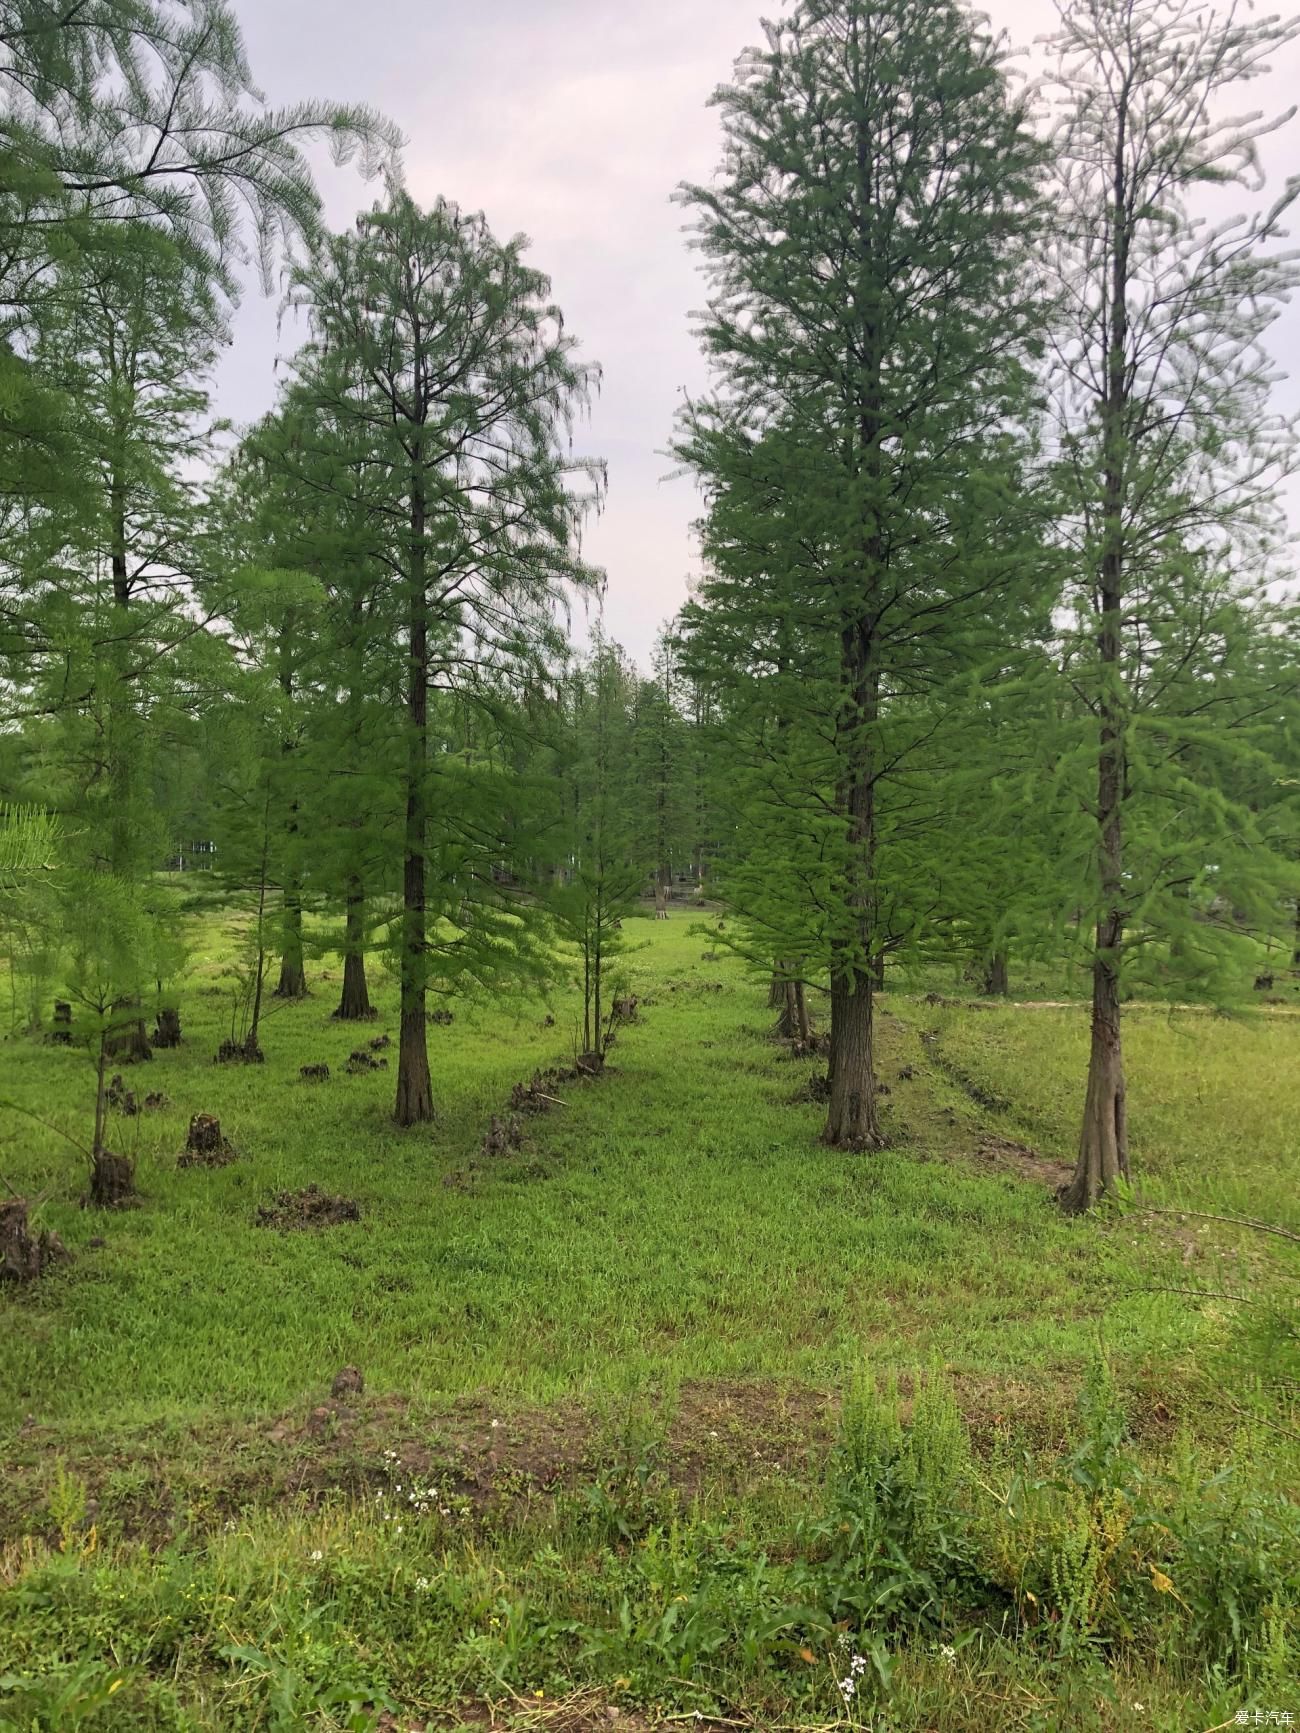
0,1372 -> 1079,1551
972,1135 -> 1074,1191
256,1185 -> 360,1230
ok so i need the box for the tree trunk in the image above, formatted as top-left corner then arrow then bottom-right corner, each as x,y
274,895 -> 307,998
768,970 -> 785,1009
1060,945 -> 1128,1214
1063,104 -> 1131,1216
395,479 -> 434,1126
824,975 -> 882,1150
774,972 -> 811,1043
334,882 -> 373,1020
654,874 -> 669,920
981,951 -> 1010,997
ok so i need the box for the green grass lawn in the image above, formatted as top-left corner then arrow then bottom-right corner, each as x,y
1,914 -> 1296,1730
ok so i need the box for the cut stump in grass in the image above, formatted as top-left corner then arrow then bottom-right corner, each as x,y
300,1063 -> 331,1082
151,1007 -> 182,1048
0,1198 -> 70,1283
178,1113 -> 238,1169
214,1037 -> 264,1065
88,1150 -> 137,1209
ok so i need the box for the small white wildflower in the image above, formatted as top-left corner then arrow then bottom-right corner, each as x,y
490,1419 -> 501,1429
939,1644 -> 956,1664
415,1576 -> 430,1591
1132,1705 -> 1145,1714
837,1633 -> 852,1652
850,1654 -> 868,1675
838,1678 -> 856,1701
439,1506 -> 452,1517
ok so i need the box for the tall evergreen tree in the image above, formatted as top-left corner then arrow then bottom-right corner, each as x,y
677,0 -> 1046,1147
1043,0 -> 1300,1212
286,187 -> 603,1124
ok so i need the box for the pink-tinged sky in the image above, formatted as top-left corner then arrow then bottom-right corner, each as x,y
217,1 -> 1300,666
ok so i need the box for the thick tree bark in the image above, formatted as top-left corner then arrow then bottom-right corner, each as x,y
395,478 -> 434,1126
334,882 -> 373,1020
825,975 -> 882,1149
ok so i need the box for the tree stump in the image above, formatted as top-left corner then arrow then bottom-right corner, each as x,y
0,1199 -> 69,1282
89,1150 -> 137,1209
179,1113 -> 237,1168
50,1001 -> 72,1045
152,1007 -> 183,1048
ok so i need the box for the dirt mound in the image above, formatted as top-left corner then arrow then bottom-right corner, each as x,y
257,1184 -> 360,1230
346,1048 -> 388,1074
973,1135 -> 1074,1190
481,1114 -> 525,1157
300,1063 -> 330,1082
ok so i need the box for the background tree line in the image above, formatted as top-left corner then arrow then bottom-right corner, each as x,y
1,0 -> 1298,1216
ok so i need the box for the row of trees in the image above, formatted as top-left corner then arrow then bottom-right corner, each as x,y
673,0 -> 1300,1209
2,0 -> 1298,1218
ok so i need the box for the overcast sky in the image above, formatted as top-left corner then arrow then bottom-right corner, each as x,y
217,0 -> 1300,666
